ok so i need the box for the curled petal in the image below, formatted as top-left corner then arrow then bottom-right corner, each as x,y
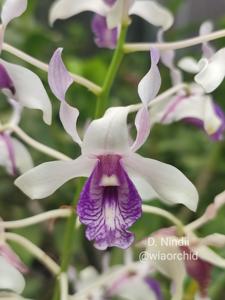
48,48 -> 82,145
178,57 -> 200,74
195,48 -> 225,93
138,48 -> 161,105
49,0 -> 108,25
0,59 -> 52,125
0,256 -> 25,294
123,153 -> 198,211
131,106 -> 150,152
82,107 -> 131,156
1,0 -> 27,27
15,156 -> 96,199
129,1 -> 173,31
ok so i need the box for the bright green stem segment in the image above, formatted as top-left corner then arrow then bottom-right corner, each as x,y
95,24 -> 128,118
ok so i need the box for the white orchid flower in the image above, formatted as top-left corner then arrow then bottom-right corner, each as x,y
49,0 -> 173,32
15,48 -> 198,250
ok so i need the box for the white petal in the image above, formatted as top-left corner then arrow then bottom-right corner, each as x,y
178,57 -> 200,74
8,98 -> 22,127
48,48 -> 82,145
138,48 -> 161,105
199,21 -> 215,58
129,174 -> 158,200
82,107 -> 131,156
0,59 -> 52,125
199,233 -> 225,248
0,136 -> 12,174
160,50 -> 183,85
1,0 -> 27,27
131,106 -> 150,152
145,236 -> 185,300
106,0 -> 124,29
12,138 -> 33,173
123,153 -> 198,211
129,0 -> 173,31
49,0 -> 108,25
195,48 -> 225,93
15,156 -> 96,199
0,256 -> 25,294
195,245 -> 225,268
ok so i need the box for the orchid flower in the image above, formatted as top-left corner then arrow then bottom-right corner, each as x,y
0,256 -> 29,300
139,191 -> 225,300
15,48 -> 198,250
0,0 -> 52,125
178,21 -> 225,93
49,0 -> 173,48
0,99 -> 33,176
70,263 -> 162,300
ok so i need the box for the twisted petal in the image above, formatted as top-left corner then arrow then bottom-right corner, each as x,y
129,1 -> 173,31
131,106 -> 150,152
49,0 -> 108,25
15,156 -> 96,199
48,48 -> 81,145
0,256 -> 25,294
12,138 -> 33,174
138,48 -> 161,105
0,133 -> 17,175
82,107 -> 131,156
0,59 -> 52,125
77,156 -> 142,250
0,63 -> 15,93
199,21 -> 215,58
195,48 -> 225,93
123,153 -> 198,211
1,0 -> 27,27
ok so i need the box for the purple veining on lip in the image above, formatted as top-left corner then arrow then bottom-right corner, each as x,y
180,246 -> 212,297
0,64 -> 15,94
77,155 -> 142,250
0,133 -> 17,175
184,103 -> 225,141
145,277 -> 163,300
91,14 -> 118,49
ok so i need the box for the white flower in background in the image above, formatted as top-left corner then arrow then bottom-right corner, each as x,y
0,0 -> 52,125
15,48 -> 198,250
49,0 -> 173,33
139,191 -> 225,300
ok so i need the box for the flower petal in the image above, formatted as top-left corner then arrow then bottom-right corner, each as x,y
178,57 -> 200,74
199,21 -> 215,59
138,48 -> 161,105
195,48 -> 225,93
91,14 -> 117,49
49,0 -> 108,25
0,63 -> 15,93
1,0 -> 27,27
160,50 -> 182,85
129,1 -> 173,31
15,156 -> 96,199
131,106 -> 151,152
12,138 -> 33,174
82,106 -> 131,156
77,155 -> 142,250
0,256 -> 25,294
123,153 -> 198,211
194,245 -> 225,268
48,48 -> 81,145
0,59 -> 52,125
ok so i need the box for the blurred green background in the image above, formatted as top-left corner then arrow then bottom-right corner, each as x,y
0,0 -> 225,299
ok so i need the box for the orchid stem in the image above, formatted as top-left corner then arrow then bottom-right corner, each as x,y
95,24 -> 128,118
11,125 -> 71,161
0,209 -> 71,229
5,232 -> 60,275
2,43 -> 102,95
142,205 -> 184,235
124,28 -> 225,53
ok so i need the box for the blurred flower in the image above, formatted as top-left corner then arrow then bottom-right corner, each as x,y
15,49 -> 198,250
0,0 -> 52,125
139,191 -> 225,300
0,99 -> 33,176
49,0 -> 173,45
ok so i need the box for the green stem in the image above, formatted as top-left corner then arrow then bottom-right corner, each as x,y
95,24 -> 128,118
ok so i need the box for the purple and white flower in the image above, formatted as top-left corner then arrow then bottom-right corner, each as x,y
15,49 -> 198,250
49,0 -> 173,48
